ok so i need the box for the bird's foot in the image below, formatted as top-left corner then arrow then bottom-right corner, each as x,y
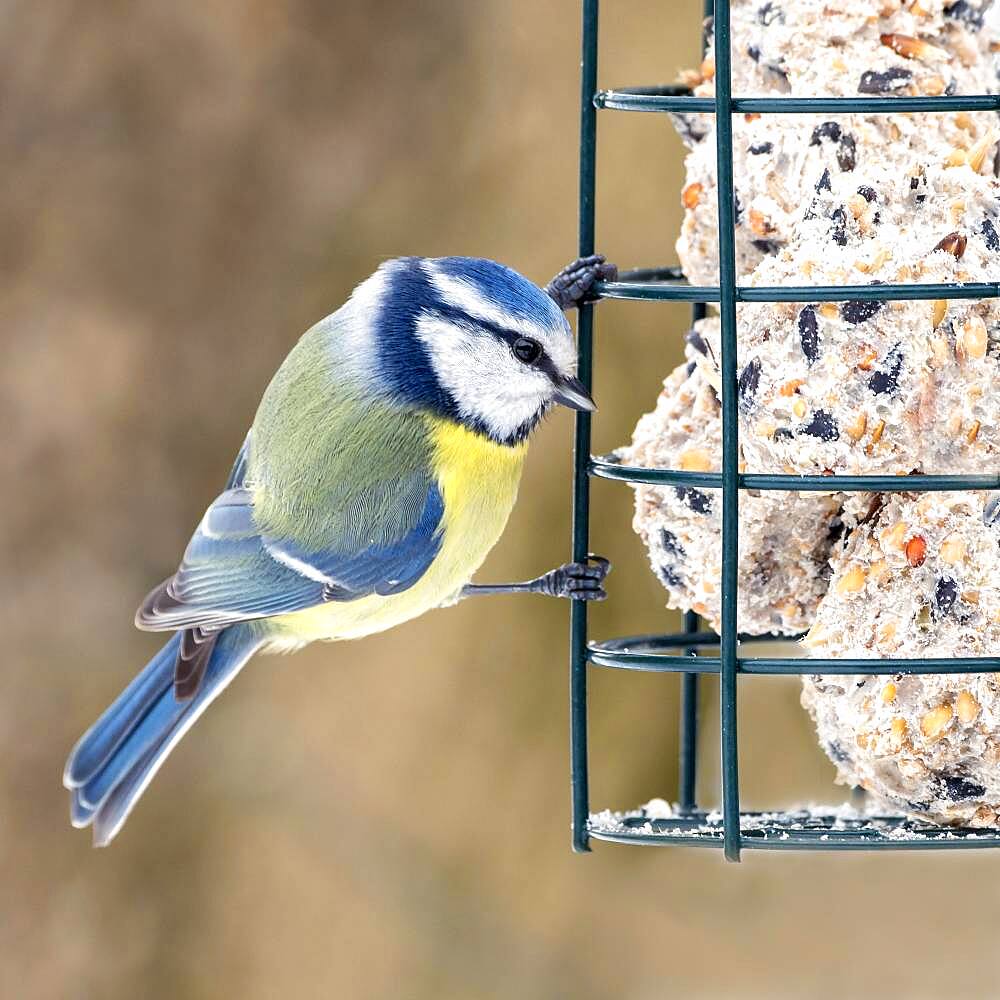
545,255 -> 618,311
534,555 -> 611,601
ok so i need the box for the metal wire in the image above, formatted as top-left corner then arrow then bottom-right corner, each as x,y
570,0 -> 1000,860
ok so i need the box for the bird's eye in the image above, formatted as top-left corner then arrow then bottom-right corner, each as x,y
512,337 -> 542,364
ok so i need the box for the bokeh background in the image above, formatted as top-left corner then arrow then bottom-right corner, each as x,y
4,2 -> 999,997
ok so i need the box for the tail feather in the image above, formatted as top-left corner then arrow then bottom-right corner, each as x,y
65,624 -> 260,846
64,633 -> 181,788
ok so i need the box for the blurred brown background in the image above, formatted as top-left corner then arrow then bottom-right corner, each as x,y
3,2 -> 998,998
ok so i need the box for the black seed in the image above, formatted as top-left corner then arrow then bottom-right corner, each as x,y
985,494 -> 1000,527
749,141 -> 774,155
858,67 -> 913,94
840,299 -> 883,325
773,427 -> 795,441
671,112 -> 709,146
810,121 -> 842,145
798,305 -> 820,364
747,44 -> 761,62
659,564 -> 684,588
734,191 -> 743,225
685,360 -> 697,376
944,0 -> 985,30
738,358 -> 762,413
916,194 -> 926,204
686,327 -> 709,356
940,774 -> 986,801
826,517 -> 847,546
751,238 -> 782,253
826,740 -> 851,765
758,1 -> 783,25
857,185 -> 878,203
910,176 -> 920,190
837,133 -> 857,172
675,486 -> 713,515
659,529 -> 684,557
872,211 -> 882,225
867,344 -> 903,395
935,577 -> 959,617
816,167 -> 832,192
982,218 -> 1000,252
801,410 -> 839,441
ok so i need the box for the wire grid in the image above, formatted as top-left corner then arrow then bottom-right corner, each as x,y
571,0 -> 1000,861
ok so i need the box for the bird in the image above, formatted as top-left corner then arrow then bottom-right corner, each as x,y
64,252 -> 617,846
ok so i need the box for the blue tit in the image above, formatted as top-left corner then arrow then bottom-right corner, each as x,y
64,253 -> 616,846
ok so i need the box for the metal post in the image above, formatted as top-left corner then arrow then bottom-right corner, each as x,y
676,0 -> 715,821
570,0 -> 599,854
712,0 -> 742,862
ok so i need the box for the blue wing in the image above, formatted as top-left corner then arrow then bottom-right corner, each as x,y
136,477 -> 445,632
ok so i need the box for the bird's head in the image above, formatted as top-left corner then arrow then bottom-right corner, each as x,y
358,256 -> 594,446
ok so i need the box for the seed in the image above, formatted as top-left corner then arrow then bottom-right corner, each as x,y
682,182 -> 703,209
967,420 -> 981,443
940,534 -> 967,563
921,75 -> 946,96
946,0 -> 986,29
868,345 -> 903,394
931,299 -> 947,328
981,218 -> 999,251
934,231 -> 967,258
779,379 -> 805,397
847,193 -> 868,219
880,32 -> 948,62
877,619 -> 897,644
801,409 -> 839,441
905,535 -> 927,567
809,121 -> 842,145
844,412 -> 868,441
870,419 -> 885,444
920,703 -> 953,739
792,398 -> 806,418
836,565 -> 866,594
679,448 -> 713,472
837,134 -> 857,172
841,299 -> 883,325
941,774 -> 986,800
968,129 -> 999,173
675,486 -> 713,514
819,303 -> 839,319
935,577 -> 959,616
738,358 -> 762,414
749,208 -> 772,236
882,682 -> 897,703
858,67 -> 913,93
803,622 -> 828,647
957,691 -> 981,723
957,315 -> 988,361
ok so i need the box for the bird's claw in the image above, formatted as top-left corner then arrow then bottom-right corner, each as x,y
538,554 -> 611,601
545,254 -> 618,311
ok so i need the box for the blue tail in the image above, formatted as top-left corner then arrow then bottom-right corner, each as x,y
64,624 -> 261,846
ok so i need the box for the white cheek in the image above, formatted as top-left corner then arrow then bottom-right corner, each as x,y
415,315 -> 551,438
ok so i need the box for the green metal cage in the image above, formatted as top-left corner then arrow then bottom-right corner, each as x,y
570,0 -> 1000,861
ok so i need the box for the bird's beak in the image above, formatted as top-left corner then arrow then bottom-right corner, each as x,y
552,375 -> 597,412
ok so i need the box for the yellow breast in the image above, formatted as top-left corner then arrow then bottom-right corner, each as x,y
271,417 -> 527,644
